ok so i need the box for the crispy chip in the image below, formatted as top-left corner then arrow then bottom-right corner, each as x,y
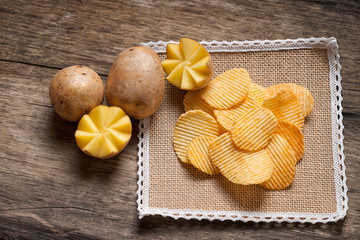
200,68 -> 251,109
209,133 -> 274,185
214,91 -> 257,131
275,120 -> 304,162
261,133 -> 298,190
173,110 -> 220,163
187,136 -> 219,175
267,83 -> 314,117
262,90 -> 304,129
231,107 -> 277,152
183,90 -> 214,117
250,83 -> 269,106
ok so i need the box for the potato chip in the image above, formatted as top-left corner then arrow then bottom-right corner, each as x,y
250,83 -> 269,106
209,133 -> 274,185
261,133 -> 297,190
200,68 -> 251,109
231,107 -> 277,152
173,110 -> 220,164
183,90 -> 214,117
275,120 -> 304,162
267,83 -> 314,117
214,91 -> 257,131
187,136 -> 219,175
262,90 -> 304,129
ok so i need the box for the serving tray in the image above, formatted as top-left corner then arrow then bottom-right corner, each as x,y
137,38 -> 347,223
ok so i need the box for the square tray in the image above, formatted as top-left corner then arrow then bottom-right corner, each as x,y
137,38 -> 348,223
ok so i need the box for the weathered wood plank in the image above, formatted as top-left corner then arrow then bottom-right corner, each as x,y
0,49 -> 359,240
0,0 -> 359,114
0,0 -> 359,239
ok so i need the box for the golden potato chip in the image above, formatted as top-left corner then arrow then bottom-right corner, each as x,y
187,136 -> 219,175
173,110 -> 220,164
200,68 -> 251,109
183,90 -> 214,117
250,83 -> 269,106
261,133 -> 298,190
231,107 -> 277,152
262,90 -> 304,129
209,133 -> 274,185
267,83 -> 314,117
275,120 -> 304,162
214,91 -> 257,131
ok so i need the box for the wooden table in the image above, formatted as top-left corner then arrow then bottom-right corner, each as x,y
1,0 -> 359,239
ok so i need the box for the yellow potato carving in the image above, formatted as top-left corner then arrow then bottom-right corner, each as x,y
162,38 -> 213,90
75,105 -> 132,159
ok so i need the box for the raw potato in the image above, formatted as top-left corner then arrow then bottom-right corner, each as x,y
162,38 -> 213,90
49,65 -> 104,122
75,105 -> 132,159
106,46 -> 165,119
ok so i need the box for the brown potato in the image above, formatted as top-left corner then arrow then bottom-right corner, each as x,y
49,65 -> 104,122
106,46 -> 165,119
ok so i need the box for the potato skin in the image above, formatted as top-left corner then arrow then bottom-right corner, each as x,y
106,46 -> 165,119
49,65 -> 104,122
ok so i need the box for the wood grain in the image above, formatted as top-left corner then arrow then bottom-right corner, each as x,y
0,0 -> 359,239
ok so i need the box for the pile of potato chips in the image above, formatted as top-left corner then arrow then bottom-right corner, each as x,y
173,68 -> 314,190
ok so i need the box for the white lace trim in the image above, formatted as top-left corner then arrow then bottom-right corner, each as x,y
137,38 -> 348,223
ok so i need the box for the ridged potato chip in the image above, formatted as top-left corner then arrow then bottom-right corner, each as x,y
200,68 -> 251,110
261,133 -> 298,190
262,90 -> 304,129
187,136 -> 219,175
250,83 -> 269,106
276,120 -> 304,162
183,90 -> 214,117
209,133 -> 274,185
173,110 -> 220,164
231,107 -> 277,152
214,91 -> 257,131
267,83 -> 314,117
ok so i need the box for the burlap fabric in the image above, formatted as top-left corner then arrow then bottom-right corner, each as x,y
146,48 -> 337,214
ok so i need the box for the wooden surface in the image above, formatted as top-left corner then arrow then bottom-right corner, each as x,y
0,0 -> 359,239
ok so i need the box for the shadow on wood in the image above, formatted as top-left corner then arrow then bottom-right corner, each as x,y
136,215 -> 346,237
49,110 -> 121,182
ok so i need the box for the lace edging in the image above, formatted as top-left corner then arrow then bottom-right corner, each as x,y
137,37 -> 348,223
